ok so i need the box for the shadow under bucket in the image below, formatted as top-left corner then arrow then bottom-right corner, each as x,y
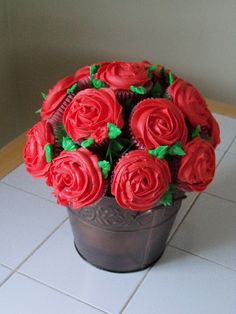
67,190 -> 185,273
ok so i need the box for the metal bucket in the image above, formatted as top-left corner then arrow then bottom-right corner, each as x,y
68,191 -> 185,273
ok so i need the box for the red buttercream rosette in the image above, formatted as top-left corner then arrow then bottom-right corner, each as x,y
96,61 -> 150,91
168,79 -> 211,126
130,98 -> 188,149
24,121 -> 55,178
63,88 -> 124,144
46,148 -> 106,209
177,137 -> 216,192
111,150 -> 171,211
40,76 -> 77,121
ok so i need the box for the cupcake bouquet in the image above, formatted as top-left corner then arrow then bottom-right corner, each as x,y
24,60 -> 220,212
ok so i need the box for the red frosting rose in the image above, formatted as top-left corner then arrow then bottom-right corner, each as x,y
24,121 -> 55,178
96,61 -> 150,91
168,79 -> 211,126
111,150 -> 171,211
177,137 -> 216,192
46,148 -> 105,209
131,98 -> 188,149
63,88 -> 124,144
41,76 -> 77,121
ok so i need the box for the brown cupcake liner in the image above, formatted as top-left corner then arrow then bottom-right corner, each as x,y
48,93 -> 76,127
115,80 -> 153,107
78,77 -> 91,91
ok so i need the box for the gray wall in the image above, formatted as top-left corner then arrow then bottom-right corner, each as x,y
1,0 -> 236,147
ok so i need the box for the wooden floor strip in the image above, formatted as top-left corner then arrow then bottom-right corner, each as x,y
0,132 -> 26,179
0,98 -> 235,179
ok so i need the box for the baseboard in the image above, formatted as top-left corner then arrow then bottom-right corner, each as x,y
0,98 -> 236,180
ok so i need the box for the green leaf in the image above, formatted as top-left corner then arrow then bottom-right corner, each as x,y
169,71 -> 174,85
90,64 -> 100,77
192,125 -> 201,138
35,108 -> 41,114
44,144 -> 53,162
147,64 -> 157,78
62,136 -> 78,151
148,146 -> 169,159
130,85 -> 146,95
80,137 -> 94,148
107,122 -> 122,139
151,82 -> 163,98
160,185 -> 175,206
41,91 -> 46,100
91,78 -> 106,89
168,141 -> 186,156
67,83 -> 78,94
159,66 -> 168,82
98,160 -> 111,179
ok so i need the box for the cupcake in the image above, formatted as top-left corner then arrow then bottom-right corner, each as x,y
111,150 -> 171,211
95,61 -> 153,107
41,76 -> 78,123
177,137 -> 216,192
63,88 -> 124,146
46,148 -> 106,209
130,98 -> 188,150
24,121 -> 55,178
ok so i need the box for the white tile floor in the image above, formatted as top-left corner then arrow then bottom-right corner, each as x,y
0,113 -> 236,314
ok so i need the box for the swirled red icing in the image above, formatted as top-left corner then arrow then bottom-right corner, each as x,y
63,88 -> 124,144
177,137 -> 216,192
46,148 -> 105,209
131,98 -> 187,149
111,150 -> 171,210
40,76 -> 77,121
24,121 -> 55,178
206,113 -> 221,148
96,61 -> 150,90
168,79 -> 210,126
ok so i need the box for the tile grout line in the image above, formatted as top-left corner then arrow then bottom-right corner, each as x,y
0,181 -> 57,205
204,191 -> 236,204
119,268 -> 154,314
10,272 -> 109,314
0,217 -> 69,288
167,192 -> 202,244
0,263 -> 13,271
169,244 -> 236,272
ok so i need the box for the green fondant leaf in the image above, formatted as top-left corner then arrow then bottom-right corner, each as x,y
130,85 -> 146,95
148,146 -> 169,159
169,71 -> 174,85
91,78 -> 106,89
98,160 -> 111,179
168,141 -> 186,156
107,122 -> 122,139
67,83 -> 78,94
160,185 -> 175,206
35,108 -> 41,114
147,64 -> 157,78
62,136 -> 78,151
41,91 -> 46,100
44,144 -> 53,162
151,82 -> 163,98
90,64 -> 100,77
192,125 -> 201,138
80,137 -> 94,148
